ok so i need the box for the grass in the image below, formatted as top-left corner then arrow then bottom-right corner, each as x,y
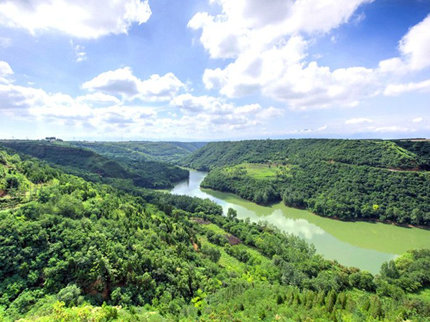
205,223 -> 229,235
223,162 -> 291,180
198,235 -> 246,275
199,223 -> 272,272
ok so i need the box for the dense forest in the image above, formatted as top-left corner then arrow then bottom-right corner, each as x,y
1,147 -> 430,320
0,141 -> 188,189
184,139 -> 422,170
71,141 -> 206,164
185,139 -> 430,225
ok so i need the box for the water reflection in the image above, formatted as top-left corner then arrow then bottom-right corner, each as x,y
263,209 -> 325,239
171,170 -> 413,274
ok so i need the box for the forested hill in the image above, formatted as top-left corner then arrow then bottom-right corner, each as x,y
184,139 -> 430,225
1,147 -> 430,321
183,139 -> 421,171
0,141 -> 188,189
393,140 -> 430,170
71,141 -> 207,164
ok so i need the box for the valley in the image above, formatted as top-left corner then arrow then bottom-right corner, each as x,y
172,169 -> 430,274
0,139 -> 429,321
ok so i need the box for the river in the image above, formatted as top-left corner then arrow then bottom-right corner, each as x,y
171,170 -> 430,274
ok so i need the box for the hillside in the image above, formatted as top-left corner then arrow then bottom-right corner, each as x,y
71,141 -> 207,164
184,139 -> 420,170
185,139 -> 430,225
1,147 -> 429,321
0,141 -> 188,189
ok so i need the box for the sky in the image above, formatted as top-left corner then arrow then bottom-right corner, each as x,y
0,0 -> 429,141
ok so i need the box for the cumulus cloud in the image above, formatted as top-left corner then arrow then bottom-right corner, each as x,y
0,59 -> 283,139
171,93 -> 264,116
0,0 -> 151,39
191,1 -> 430,111
170,93 -> 282,131
190,0 -> 381,110
384,79 -> 430,96
140,73 -> 186,101
82,67 -> 185,101
82,67 -> 141,98
413,117 -> 423,123
399,14 -> 430,71
189,0 -> 373,59
379,14 -> 430,74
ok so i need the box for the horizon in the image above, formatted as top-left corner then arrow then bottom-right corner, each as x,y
1,0 -> 429,140
1,136 -> 429,143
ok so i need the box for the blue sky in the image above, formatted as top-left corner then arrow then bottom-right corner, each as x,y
0,0 -> 429,141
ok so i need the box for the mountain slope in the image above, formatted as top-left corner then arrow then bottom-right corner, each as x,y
0,141 -> 188,189
0,147 -> 429,321
184,139 -> 420,170
71,141 -> 207,164
185,139 -> 430,225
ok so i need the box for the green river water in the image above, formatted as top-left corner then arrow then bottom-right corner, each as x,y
171,170 -> 430,274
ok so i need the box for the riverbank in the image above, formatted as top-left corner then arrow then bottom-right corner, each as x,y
171,170 -> 430,274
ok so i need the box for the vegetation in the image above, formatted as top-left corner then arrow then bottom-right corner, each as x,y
394,139 -> 430,170
0,140 -> 189,189
184,139 -> 421,171
71,141 -> 206,164
186,139 -> 430,225
1,147 -> 430,320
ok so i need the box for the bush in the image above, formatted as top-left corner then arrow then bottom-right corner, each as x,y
57,284 -> 81,307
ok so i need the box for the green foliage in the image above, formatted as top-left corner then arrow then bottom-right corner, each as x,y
1,146 -> 430,321
56,284 -> 82,307
0,141 -> 189,189
70,140 -> 206,163
184,139 -> 420,170
201,244 -> 221,262
188,139 -> 430,224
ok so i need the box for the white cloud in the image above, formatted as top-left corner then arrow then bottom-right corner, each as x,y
191,0 -> 381,110
0,60 -> 284,139
0,0 -> 151,39
189,0 -> 373,59
0,83 -> 47,111
191,1 -> 430,112
171,93 -> 262,116
384,79 -> 430,96
169,93 -> 282,132
379,14 -> 430,74
399,14 -> 430,71
256,106 -> 283,119
368,126 -> 415,133
82,67 -> 185,101
71,41 -> 87,63
76,92 -> 121,105
345,118 -> 373,125
413,117 -> 423,123
0,61 -> 13,83
378,57 -> 407,74
139,73 -> 185,101
82,67 -> 141,98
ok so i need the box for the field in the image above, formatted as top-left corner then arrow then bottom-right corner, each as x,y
223,162 -> 291,180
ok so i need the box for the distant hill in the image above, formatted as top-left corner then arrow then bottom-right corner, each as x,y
183,139 -> 420,170
0,140 -> 188,189
70,141 -> 207,164
184,139 -> 430,225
